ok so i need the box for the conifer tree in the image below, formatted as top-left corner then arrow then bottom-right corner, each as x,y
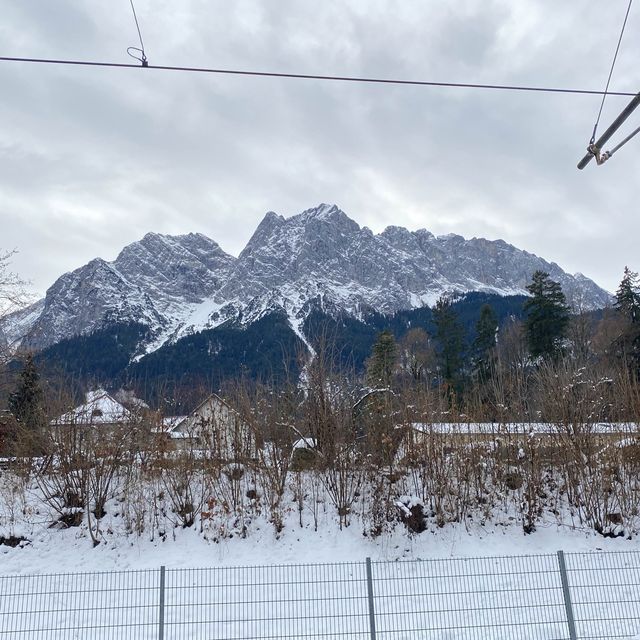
433,295 -> 465,392
472,304 -> 498,381
8,353 -> 46,433
615,266 -> 640,323
523,271 -> 569,360
366,330 -> 397,387
614,266 -> 640,372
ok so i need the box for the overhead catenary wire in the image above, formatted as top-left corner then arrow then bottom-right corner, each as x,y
578,0 -> 638,169
590,0 -> 634,143
0,55 -> 637,97
127,0 -> 148,66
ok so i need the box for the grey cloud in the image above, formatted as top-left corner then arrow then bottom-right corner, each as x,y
0,0 -> 638,298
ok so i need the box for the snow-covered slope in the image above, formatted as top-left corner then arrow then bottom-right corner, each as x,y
2,204 -> 613,353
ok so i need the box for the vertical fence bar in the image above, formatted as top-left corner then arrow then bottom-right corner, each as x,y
365,557 -> 377,640
557,551 -> 577,640
158,566 -> 166,640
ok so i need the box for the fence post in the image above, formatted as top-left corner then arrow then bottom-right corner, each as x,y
557,551 -> 577,640
158,565 -> 166,640
365,557 -> 377,640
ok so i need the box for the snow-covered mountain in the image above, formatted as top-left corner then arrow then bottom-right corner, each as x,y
1,204 -> 612,353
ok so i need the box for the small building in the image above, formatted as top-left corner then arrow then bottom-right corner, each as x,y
167,393 -> 255,461
51,389 -> 133,429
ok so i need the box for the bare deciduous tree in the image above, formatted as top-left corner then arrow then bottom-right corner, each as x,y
0,249 -> 29,319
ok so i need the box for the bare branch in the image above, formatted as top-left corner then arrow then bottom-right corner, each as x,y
0,249 -> 30,318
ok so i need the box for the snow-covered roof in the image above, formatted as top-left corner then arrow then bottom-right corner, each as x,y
51,389 -> 132,426
407,422 -> 639,435
164,415 -> 186,428
151,416 -> 188,435
292,437 -> 317,450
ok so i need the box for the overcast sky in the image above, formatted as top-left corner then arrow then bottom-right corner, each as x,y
1,0 -> 638,298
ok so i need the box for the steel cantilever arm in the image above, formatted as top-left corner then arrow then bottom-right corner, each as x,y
578,91 -> 640,169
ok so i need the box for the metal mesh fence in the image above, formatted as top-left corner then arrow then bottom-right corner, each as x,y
565,550 -> 640,639
0,551 -> 638,640
0,568 -> 158,639
371,554 -> 569,639
164,562 -> 370,639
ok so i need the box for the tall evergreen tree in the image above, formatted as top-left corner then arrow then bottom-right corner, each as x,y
614,266 -> 640,372
8,353 -> 46,433
523,271 -> 570,360
472,304 -> 498,381
366,330 -> 397,387
433,295 -> 465,393
615,266 -> 640,323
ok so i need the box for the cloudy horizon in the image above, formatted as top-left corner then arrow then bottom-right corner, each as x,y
2,0 -> 639,298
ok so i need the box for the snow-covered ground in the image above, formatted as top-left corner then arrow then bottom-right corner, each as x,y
2,514 -> 639,574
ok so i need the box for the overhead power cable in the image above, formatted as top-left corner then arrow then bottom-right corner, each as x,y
0,55 -> 637,97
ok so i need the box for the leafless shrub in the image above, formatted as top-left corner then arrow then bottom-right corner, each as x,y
156,439 -> 207,530
241,384 -> 297,535
323,444 -> 362,530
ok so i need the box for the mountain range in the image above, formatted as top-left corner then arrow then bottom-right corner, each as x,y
1,203 -> 612,360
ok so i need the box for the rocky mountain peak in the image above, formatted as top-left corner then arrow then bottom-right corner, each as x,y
113,230 -> 235,305
295,203 -> 361,233
239,211 -> 285,259
2,204 -> 613,353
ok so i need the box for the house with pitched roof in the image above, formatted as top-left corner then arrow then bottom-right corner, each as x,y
167,393 -> 255,461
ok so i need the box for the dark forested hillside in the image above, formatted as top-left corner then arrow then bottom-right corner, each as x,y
34,322 -> 149,382
19,293 -> 530,407
127,312 -> 307,407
